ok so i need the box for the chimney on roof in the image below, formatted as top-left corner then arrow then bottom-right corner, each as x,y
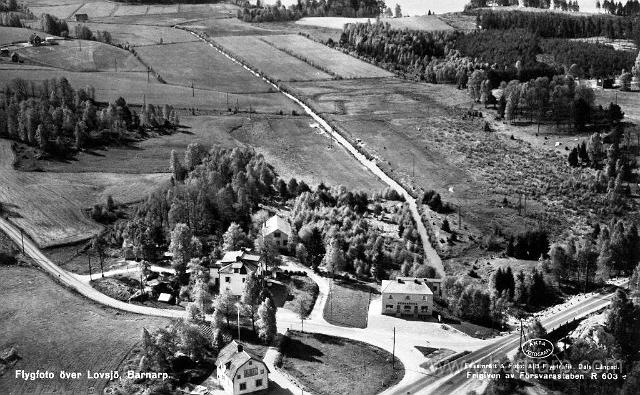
237,343 -> 243,353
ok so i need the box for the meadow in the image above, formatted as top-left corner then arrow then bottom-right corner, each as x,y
0,140 -> 168,247
0,26 -> 60,45
134,41 -> 279,93
0,265 -> 166,393
213,35 -> 333,82
260,34 -> 395,79
0,63 -> 296,113
294,15 -> 455,31
15,39 -> 146,72
66,22 -> 198,46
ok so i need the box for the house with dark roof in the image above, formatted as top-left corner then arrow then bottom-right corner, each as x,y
381,277 -> 434,318
217,250 -> 264,296
216,341 -> 269,394
261,215 -> 292,251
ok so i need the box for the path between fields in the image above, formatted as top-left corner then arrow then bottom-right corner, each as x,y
174,26 -> 444,277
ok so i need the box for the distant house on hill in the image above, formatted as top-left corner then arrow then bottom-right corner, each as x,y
216,340 -> 269,395
75,13 -> 88,22
217,250 -> 264,296
261,214 -> 292,250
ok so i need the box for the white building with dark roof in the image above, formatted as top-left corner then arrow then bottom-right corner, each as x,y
216,340 -> 269,394
217,250 -> 264,296
381,277 -> 434,318
261,215 -> 292,250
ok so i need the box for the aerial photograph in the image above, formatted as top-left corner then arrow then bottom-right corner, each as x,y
0,0 -> 639,394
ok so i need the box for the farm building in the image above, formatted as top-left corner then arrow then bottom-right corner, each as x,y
217,250 -> 264,296
10,52 -> 19,62
261,214 -> 291,250
381,277 -> 434,318
75,14 -> 88,22
216,341 -> 269,395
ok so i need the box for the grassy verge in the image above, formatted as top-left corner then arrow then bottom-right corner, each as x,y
279,331 -> 404,395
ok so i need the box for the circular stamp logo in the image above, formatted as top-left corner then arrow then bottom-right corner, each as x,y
521,338 -> 554,359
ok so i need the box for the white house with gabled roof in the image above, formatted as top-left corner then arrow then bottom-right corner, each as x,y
261,215 -> 292,250
217,250 -> 264,297
381,277 -> 434,318
216,340 -> 269,394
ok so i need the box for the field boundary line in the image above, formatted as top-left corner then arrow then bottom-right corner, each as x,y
173,26 -> 443,276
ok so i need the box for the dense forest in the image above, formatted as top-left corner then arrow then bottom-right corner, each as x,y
0,78 -> 179,158
237,0 -> 385,22
117,145 -> 432,284
477,10 -> 640,44
466,0 -> 580,11
599,0 -> 640,15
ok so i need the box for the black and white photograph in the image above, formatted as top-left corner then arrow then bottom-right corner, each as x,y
1,0 -> 640,394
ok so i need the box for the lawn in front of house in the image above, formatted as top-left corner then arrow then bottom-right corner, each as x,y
279,331 -> 404,395
323,281 -> 372,328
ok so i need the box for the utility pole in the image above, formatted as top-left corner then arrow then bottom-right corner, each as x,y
523,194 -> 527,216
412,154 -> 415,178
114,58 -> 117,72
392,327 -> 396,369
226,92 -> 229,108
191,81 -> 194,97
519,318 -> 524,350
237,305 -> 241,341
147,67 -> 150,83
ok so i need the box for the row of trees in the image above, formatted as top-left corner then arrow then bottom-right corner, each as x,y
237,0 -> 384,22
466,0 -> 580,11
599,0 -> 640,16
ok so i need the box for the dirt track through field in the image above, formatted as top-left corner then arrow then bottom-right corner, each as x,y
176,26 -> 444,276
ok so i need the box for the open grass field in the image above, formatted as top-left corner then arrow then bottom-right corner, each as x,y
15,39 -> 146,72
213,35 -> 333,82
186,16 -> 286,37
92,3 -> 239,25
26,113 -> 384,191
135,41 -> 279,93
74,1 -> 118,18
66,22 -> 199,46
0,139 -> 169,247
30,116 -> 245,174
231,115 -> 386,191
260,34 -> 394,79
28,3 -> 81,19
0,64 -> 298,113
280,331 -> 404,395
323,281 -> 372,328
295,15 -> 454,31
0,26 -> 60,45
0,265 -> 167,394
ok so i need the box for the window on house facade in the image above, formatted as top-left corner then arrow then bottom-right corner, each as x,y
405,295 -> 410,300
388,295 -> 393,299
421,306 -> 428,311
422,295 -> 426,300
225,277 -> 230,283
256,379 -> 263,387
386,304 -> 393,309
244,367 -> 258,377
404,305 -> 411,310
260,369 -> 264,374
274,231 -> 280,238
239,382 -> 246,390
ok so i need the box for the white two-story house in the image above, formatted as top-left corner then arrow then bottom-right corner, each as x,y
217,250 -> 264,297
261,215 -> 292,251
381,277 -> 434,318
216,341 -> 269,394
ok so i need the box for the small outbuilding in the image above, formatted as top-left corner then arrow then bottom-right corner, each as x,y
158,292 -> 174,304
10,52 -> 19,62
75,13 -> 88,22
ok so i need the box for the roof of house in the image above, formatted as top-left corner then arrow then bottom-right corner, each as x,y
216,341 -> 268,379
262,215 -> 292,237
381,278 -> 433,295
158,293 -> 173,302
217,251 -> 262,274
